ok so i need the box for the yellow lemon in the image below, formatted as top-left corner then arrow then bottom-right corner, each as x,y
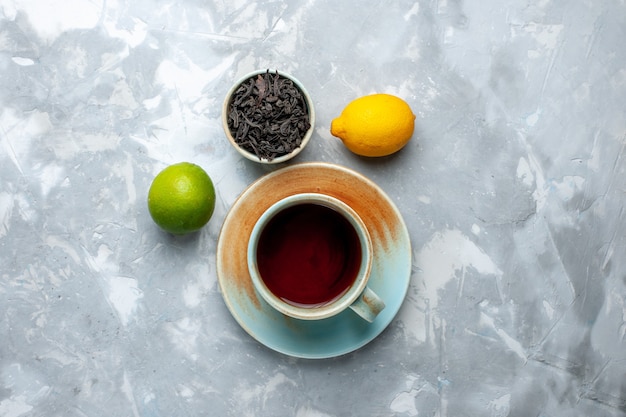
148,162 -> 216,235
330,94 -> 416,157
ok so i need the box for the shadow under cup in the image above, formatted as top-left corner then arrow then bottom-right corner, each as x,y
247,193 -> 383,321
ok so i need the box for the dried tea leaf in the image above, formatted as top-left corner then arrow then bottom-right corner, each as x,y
227,70 -> 311,161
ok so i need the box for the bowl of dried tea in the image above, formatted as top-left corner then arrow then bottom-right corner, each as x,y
222,69 -> 315,164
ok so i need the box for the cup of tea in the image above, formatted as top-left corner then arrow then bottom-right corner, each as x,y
247,193 -> 385,322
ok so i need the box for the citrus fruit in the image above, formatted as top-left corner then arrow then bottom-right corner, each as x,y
147,162 -> 216,234
330,94 -> 416,157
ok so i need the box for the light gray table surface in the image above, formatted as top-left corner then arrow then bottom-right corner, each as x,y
1,1 -> 625,416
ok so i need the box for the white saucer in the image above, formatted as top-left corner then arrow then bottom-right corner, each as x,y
216,162 -> 412,359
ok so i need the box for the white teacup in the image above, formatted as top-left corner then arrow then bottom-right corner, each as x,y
247,193 -> 385,322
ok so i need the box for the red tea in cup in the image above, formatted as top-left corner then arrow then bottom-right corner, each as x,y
256,203 -> 362,307
248,193 -> 385,322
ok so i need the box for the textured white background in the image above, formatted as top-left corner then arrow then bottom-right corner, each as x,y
0,0 -> 625,416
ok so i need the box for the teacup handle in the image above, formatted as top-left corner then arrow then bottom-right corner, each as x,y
349,287 -> 385,323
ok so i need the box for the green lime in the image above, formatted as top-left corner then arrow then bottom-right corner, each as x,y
147,162 -> 216,234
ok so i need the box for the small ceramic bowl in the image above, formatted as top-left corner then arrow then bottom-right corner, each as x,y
222,69 -> 315,164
